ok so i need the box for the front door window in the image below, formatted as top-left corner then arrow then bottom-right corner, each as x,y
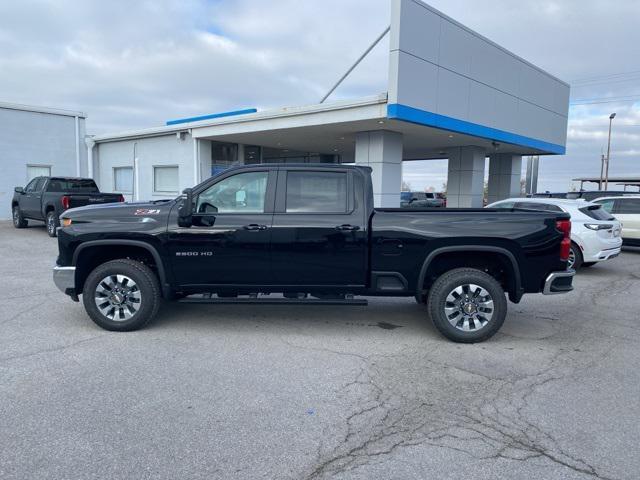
196,171 -> 268,214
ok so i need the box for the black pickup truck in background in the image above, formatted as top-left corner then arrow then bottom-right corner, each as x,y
52,164 -> 574,343
12,177 -> 124,237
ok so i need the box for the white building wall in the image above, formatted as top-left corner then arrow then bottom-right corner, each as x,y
95,133 -> 195,202
1,105 -> 87,219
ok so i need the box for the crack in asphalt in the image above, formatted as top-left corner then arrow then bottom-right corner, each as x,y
0,334 -> 109,364
292,326 -> 623,480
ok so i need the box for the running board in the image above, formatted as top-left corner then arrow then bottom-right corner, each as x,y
178,296 -> 368,306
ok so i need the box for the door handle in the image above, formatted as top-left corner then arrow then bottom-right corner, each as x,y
243,224 -> 268,231
335,224 -> 360,231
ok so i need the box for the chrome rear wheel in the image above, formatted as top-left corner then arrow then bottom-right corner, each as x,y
427,268 -> 507,343
444,283 -> 494,332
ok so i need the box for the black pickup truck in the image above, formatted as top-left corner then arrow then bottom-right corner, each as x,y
12,176 -> 124,237
53,164 -> 574,342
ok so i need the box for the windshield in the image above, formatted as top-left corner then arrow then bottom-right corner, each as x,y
47,179 -> 99,193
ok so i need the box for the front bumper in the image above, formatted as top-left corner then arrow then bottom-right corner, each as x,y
543,269 -> 575,295
53,265 -> 76,296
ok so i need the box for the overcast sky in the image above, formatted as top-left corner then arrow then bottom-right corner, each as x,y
1,0 -> 639,192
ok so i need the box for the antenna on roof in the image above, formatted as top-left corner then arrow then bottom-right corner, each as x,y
319,26 -> 390,104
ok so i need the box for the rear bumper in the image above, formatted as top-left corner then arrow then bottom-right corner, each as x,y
53,265 -> 76,297
543,269 -> 575,295
585,246 -> 621,262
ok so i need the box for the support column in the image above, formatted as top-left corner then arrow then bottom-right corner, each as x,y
197,139 -> 212,182
355,130 -> 403,207
85,137 -> 96,180
446,147 -> 486,208
487,154 -> 523,204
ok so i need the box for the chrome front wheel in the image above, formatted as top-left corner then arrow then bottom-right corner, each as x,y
444,283 -> 494,332
94,274 -> 142,321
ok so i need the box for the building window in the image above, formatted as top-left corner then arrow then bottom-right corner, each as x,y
153,166 -> 179,194
113,167 -> 133,193
27,165 -> 51,182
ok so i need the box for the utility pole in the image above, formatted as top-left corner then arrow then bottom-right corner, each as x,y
599,154 -> 605,189
604,112 -> 616,191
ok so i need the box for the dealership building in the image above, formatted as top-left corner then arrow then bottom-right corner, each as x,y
2,0 -> 570,217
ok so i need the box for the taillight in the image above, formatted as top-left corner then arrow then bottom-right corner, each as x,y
61,195 -> 70,210
118,194 -> 125,202
556,219 -> 571,261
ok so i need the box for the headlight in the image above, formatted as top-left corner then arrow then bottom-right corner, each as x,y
61,218 -> 72,227
584,223 -> 612,230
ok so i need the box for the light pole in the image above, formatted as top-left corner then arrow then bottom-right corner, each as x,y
604,112 -> 616,191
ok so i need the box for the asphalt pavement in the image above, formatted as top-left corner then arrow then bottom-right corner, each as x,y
1,220 -> 639,479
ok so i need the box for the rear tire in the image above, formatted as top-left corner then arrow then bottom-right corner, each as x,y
46,211 -> 59,237
568,243 -> 583,270
427,268 -> 507,343
82,259 -> 161,331
12,207 -> 27,228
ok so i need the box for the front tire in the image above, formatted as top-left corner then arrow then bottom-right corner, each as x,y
46,211 -> 59,237
427,268 -> 507,343
12,207 -> 27,228
82,259 -> 161,331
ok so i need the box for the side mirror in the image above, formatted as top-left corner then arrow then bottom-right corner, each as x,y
178,188 -> 193,228
14,187 -> 24,194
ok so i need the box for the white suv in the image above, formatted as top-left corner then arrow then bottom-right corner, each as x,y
592,196 -> 640,247
487,198 -> 622,269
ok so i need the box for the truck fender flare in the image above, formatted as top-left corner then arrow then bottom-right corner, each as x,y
73,240 -> 169,294
417,245 -> 522,299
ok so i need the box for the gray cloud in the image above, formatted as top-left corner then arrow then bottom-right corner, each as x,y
0,0 -> 638,192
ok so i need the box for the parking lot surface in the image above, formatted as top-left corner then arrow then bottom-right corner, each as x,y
1,221 -> 639,479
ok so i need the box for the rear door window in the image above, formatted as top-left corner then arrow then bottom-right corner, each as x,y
616,198 -> 640,214
285,171 -> 348,213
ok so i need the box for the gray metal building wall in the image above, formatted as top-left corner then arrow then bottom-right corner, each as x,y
1,104 -> 87,219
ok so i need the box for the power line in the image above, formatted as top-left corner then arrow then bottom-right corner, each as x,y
570,69 -> 640,84
571,75 -> 640,88
570,94 -> 640,105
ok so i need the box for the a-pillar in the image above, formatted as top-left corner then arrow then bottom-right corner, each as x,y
355,131 -> 403,207
487,154 -> 523,204
446,146 -> 486,208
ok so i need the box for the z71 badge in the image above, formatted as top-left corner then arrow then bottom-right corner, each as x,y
134,209 -> 161,216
